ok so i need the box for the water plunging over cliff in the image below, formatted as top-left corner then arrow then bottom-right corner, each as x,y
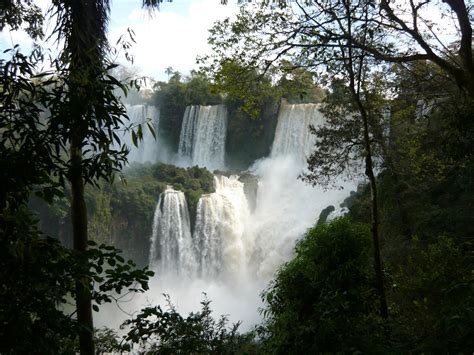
193,175 -> 249,280
149,187 -> 196,277
178,105 -> 228,170
271,103 -> 324,161
125,104 -> 160,164
126,103 -> 356,332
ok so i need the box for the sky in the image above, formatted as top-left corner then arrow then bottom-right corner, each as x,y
108,0 -> 239,80
0,0 -> 239,81
1,0 -> 460,82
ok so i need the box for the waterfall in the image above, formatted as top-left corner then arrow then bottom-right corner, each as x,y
149,187 -> 196,277
139,103 -> 357,331
149,176 -> 250,281
271,103 -> 324,161
193,175 -> 249,280
178,105 -> 228,170
125,104 -> 159,164
178,106 -> 198,160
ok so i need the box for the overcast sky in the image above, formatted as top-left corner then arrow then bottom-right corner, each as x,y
0,0 -> 239,81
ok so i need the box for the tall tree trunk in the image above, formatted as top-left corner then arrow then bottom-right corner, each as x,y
65,0 -> 107,352
352,91 -> 389,318
350,81 -> 388,318
344,0 -> 388,318
70,138 -> 94,355
354,92 -> 388,318
362,138 -> 389,319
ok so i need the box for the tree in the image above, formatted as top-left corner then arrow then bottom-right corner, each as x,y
120,295 -> 245,353
364,0 -> 473,95
261,218 -> 384,353
47,0 -> 171,352
0,9 -> 78,350
1,1 -> 160,353
208,0 -> 473,95
206,0 -> 394,317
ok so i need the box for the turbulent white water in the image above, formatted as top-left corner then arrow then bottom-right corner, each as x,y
327,206 -> 350,221
271,102 -> 325,161
193,175 -> 250,281
178,105 -> 228,170
124,104 -> 160,164
149,175 -> 250,282
149,186 -> 197,277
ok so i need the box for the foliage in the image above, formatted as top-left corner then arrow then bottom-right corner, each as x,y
261,218 -> 385,353
120,294 -> 247,354
388,236 -> 474,352
127,162 -> 215,228
225,94 -> 279,169
0,47 -> 66,208
153,62 -> 326,169
1,2 -> 159,352
260,213 -> 474,353
302,78 -> 387,187
343,82 -> 474,351
276,62 -> 325,104
0,35 -> 70,354
0,207 -> 77,353
206,0 -> 473,96
29,163 -> 215,265
2,0 -> 473,353
201,55 -> 325,114
198,59 -> 327,168
0,0 -> 44,39
208,62 -> 283,168
204,59 -> 278,117
316,205 -> 334,225
153,69 -> 222,151
0,205 -> 154,353
94,327 -> 122,353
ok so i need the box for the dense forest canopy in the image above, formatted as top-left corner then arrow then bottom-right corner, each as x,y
1,0 -> 473,353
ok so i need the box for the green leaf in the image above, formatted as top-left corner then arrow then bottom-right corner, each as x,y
132,130 -> 138,147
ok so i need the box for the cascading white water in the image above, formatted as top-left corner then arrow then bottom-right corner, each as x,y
327,206 -> 350,221
124,104 -> 160,164
149,186 -> 197,277
178,105 -> 198,160
178,105 -> 228,170
193,175 -> 249,281
245,102 -> 352,280
271,102 -> 325,161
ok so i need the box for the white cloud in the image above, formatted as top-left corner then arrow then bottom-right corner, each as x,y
108,0 -> 239,80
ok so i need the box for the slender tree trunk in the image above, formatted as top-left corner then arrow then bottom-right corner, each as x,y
363,144 -> 389,319
343,0 -> 388,317
356,95 -> 389,319
66,0 -> 106,352
346,97 -> 388,318
70,138 -> 95,355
